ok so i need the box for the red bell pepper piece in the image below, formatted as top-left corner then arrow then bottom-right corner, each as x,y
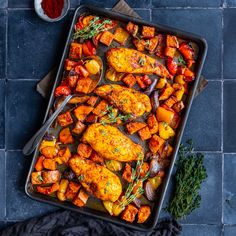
166,57 -> 178,76
82,40 -> 96,56
74,65 -> 89,78
64,59 -> 77,71
54,85 -> 71,97
179,42 -> 195,60
187,59 -> 195,68
74,16 -> 84,30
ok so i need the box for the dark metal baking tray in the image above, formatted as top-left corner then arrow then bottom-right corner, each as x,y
24,4 -> 207,231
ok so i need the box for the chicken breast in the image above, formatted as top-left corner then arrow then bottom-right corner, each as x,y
69,155 -> 122,202
94,84 -> 151,117
106,47 -> 171,78
82,123 -> 144,162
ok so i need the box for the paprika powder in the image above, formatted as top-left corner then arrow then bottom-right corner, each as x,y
41,0 -> 64,19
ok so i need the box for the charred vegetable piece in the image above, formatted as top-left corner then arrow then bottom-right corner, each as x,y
159,122 -> 175,140
149,134 -> 165,154
122,74 -> 136,88
139,162 -> 150,178
42,170 -> 61,184
72,121 -> 86,135
85,113 -> 98,123
31,171 -> 43,185
173,87 -> 185,101
144,181 -> 156,201
138,126 -> 152,141
126,122 -> 147,135
142,26 -> 155,39
148,175 -> 162,190
65,181 -> 81,200
57,111 -> 73,127
137,205 -> 151,223
165,47 -> 176,58
68,75 -> 78,88
122,163 -> 132,183
75,77 -> 93,94
86,96 -> 98,107
73,189 -> 90,207
57,179 -> 69,201
172,101 -> 185,113
114,27 -> 129,45
105,160 -> 122,172
132,38 -> 146,52
74,105 -> 94,121
179,42 -> 195,60
68,95 -> 90,104
57,146 -> 72,164
174,75 -> 185,85
90,151 -> 105,164
166,35 -> 179,48
142,75 -> 152,86
77,143 -> 93,158
59,127 -> 74,144
69,42 -> 82,59
43,159 -> 57,170
166,57 -> 178,76
147,114 -> 158,135
82,40 -> 96,56
156,106 -> 175,124
121,204 -> 139,223
64,59 -> 77,71
151,91 -> 159,113
149,159 -> 160,178
156,77 -> 167,89
75,65 -> 89,78
35,156 -> 45,171
159,85 -> 175,101
92,100 -> 108,116
41,146 -> 58,159
37,183 -> 59,195
145,37 -> 159,53
63,169 -> 76,181
85,59 -> 101,75
100,31 -> 114,46
156,34 -> 166,58
126,22 -> 139,37
164,96 -> 177,108
132,180 -> 143,198
103,200 -> 114,215
54,85 -> 71,97
106,67 -> 120,82
136,75 -> 147,89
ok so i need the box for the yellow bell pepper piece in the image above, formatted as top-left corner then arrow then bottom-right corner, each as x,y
159,122 -> 175,140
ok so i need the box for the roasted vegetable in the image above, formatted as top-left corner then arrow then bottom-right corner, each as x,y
100,31 -> 114,46
156,77 -> 167,89
74,105 -> 93,121
164,96 -> 177,108
92,100 -> 108,116
85,113 -> 98,123
166,57 -> 178,76
136,75 -> 147,89
37,183 -> 59,195
68,74 -> 78,88
174,75 -> 185,85
137,205 -> 151,223
82,40 -> 96,56
122,163 -> 132,183
103,200 -> 114,215
142,26 -> 155,38
90,151 -> 104,164
138,126 -> 152,141
65,181 -> 81,200
144,181 -> 156,201
57,179 -> 69,201
132,38 -> 146,52
59,127 -> 74,144
86,96 -> 98,107
156,106 -> 175,124
69,42 -> 82,59
72,121 -> 86,135
43,159 -> 57,170
105,160 -> 122,172
57,146 -> 72,164
57,111 -> 73,127
159,122 -> 175,140
42,170 -> 61,184
132,180 -> 143,198
54,85 -> 71,97
155,34 -> 166,58
145,37 -> 159,53
77,143 -> 93,158
41,146 -> 58,159
73,189 -> 90,207
31,171 -> 44,185
172,101 -> 185,113
126,22 -> 139,37
121,204 -> 138,223
148,175 -> 162,190
122,74 -> 136,88
165,47 -> 176,58
166,35 -> 179,48
64,59 -> 77,71
149,159 -> 160,178
106,48 -> 171,78
149,134 -> 165,154
159,85 -> 175,101
139,162 -> 150,178
35,156 -> 45,171
68,95 -> 90,104
179,42 -> 195,60
75,77 -> 93,94
126,122 -> 147,135
114,27 -> 129,45
147,114 -> 158,134
84,59 -> 100,75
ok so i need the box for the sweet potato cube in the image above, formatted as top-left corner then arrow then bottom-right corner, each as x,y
164,46 -> 176,58
69,42 -> 82,59
139,162 -> 150,178
126,122 -> 147,135
59,127 -> 74,144
73,189 -> 89,207
172,101 -> 185,113
122,163 -> 132,183
65,182 -> 81,200
31,171 -> 43,185
68,95 -> 90,104
156,106 -> 175,124
77,143 -> 92,158
76,77 -> 93,94
43,159 -> 57,170
74,105 -> 93,121
92,100 -> 108,116
156,34 -> 166,58
41,146 -> 58,159
166,35 -> 179,48
142,26 -> 155,38
137,205 -> 151,223
126,21 -> 139,37
37,183 -> 59,195
100,31 -> 114,46
121,204 -> 139,223
147,114 -> 158,134
122,74 -> 136,87
85,113 -> 98,123
72,121 -> 86,135
164,96 -> 177,108
57,111 -> 73,127
35,156 -> 45,171
159,86 -> 175,101
133,39 -> 145,52
145,37 -> 159,53
114,27 -> 130,45
90,151 -> 104,164
87,96 -> 98,107
138,126 -> 152,141
58,146 -> 72,164
149,134 -> 165,154
64,59 -> 77,71
42,170 -> 61,184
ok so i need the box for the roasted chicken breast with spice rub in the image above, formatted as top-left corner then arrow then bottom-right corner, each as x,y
94,84 -> 151,117
82,123 -> 144,162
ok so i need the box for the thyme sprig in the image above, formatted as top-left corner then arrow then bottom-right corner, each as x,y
167,140 -> 207,220
73,16 -> 112,40
178,55 -> 187,67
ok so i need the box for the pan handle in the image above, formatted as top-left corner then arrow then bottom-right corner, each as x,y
22,94 -> 73,156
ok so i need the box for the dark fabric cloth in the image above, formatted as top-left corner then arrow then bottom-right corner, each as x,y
0,210 -> 181,236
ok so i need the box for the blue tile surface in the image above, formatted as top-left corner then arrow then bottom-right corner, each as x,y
0,151 -> 5,220
153,0 -> 222,7
226,0 -> 236,7
6,151 -> 57,220
223,9 -> 236,79
0,80 -> 5,149
183,81 -> 222,151
182,224 -> 222,236
224,226 -> 236,236
0,0 -> 6,8
8,0 -> 33,8
0,10 -> 6,79
152,9 -> 222,79
223,154 -> 236,224
8,10 -> 73,80
6,80 -> 46,150
223,81 -> 236,152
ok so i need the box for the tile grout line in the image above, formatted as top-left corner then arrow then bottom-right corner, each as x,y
222,153 -> 224,228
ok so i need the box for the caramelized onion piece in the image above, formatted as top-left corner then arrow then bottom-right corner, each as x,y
149,159 -> 161,178
151,91 -> 159,113
144,181 -> 157,201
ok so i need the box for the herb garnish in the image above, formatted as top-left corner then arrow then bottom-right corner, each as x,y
78,175 -> 84,181
73,17 -> 112,40
138,57 -> 146,66
178,55 -> 187,67
167,140 -> 207,220
37,175 -> 43,182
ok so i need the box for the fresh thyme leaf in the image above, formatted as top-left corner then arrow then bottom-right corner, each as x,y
113,147 -> 120,153
37,175 -> 43,182
73,17 -> 112,40
138,57 -> 145,66
166,140 -> 207,220
78,175 -> 84,181
178,55 -> 187,67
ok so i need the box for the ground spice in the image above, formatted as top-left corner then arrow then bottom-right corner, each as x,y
41,0 -> 64,19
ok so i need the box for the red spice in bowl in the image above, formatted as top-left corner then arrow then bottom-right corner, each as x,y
41,0 -> 64,19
